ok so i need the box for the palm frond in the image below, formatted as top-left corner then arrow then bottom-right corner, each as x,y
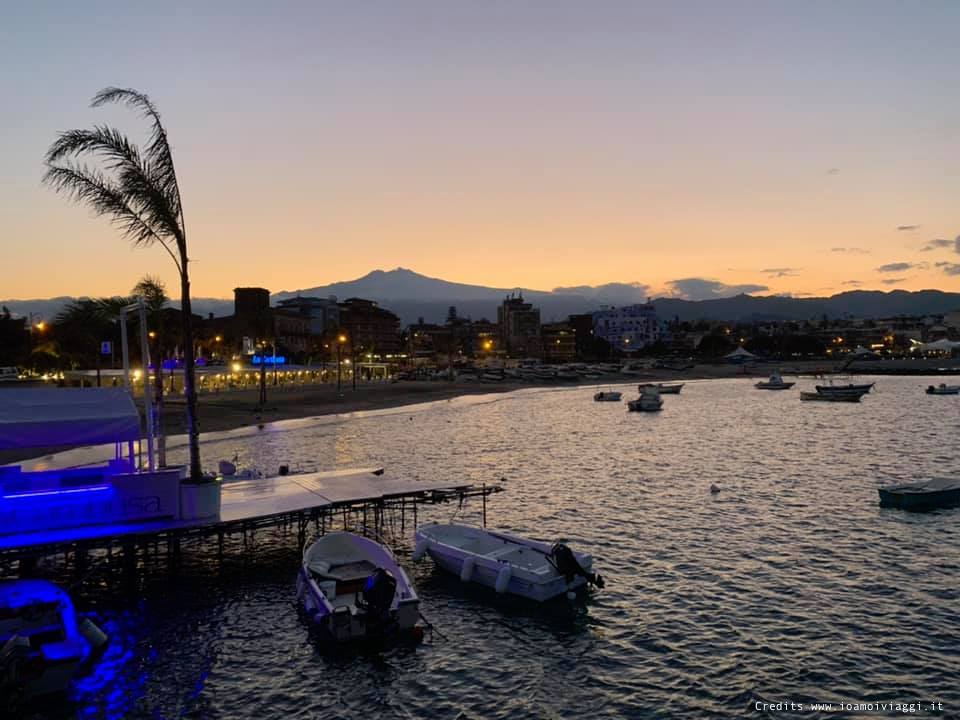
45,126 -> 183,244
91,87 -> 182,223
43,162 -> 183,273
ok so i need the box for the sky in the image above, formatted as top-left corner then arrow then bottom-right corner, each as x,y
2,1 -> 960,302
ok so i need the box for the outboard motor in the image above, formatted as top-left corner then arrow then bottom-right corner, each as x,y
358,568 -> 397,622
551,543 -> 605,589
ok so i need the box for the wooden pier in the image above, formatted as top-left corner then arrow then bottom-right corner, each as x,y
0,468 -> 503,571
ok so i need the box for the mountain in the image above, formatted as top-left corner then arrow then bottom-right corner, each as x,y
4,269 -> 959,325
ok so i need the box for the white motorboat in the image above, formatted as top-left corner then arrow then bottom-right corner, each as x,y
755,371 -> 794,390
413,523 -> 604,602
627,384 -> 663,412
0,580 -> 107,701
926,383 -> 960,395
593,390 -> 622,402
296,532 -> 421,643
814,381 -> 873,398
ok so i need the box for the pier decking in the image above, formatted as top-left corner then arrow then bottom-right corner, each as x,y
0,468 -> 503,565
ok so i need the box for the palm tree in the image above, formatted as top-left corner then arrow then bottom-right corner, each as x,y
43,88 -> 202,481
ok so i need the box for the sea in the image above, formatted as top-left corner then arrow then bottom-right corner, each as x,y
14,376 -> 960,719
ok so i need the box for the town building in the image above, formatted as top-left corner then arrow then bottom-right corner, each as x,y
541,322 -> 576,363
497,293 -> 541,358
592,303 -> 659,352
275,295 -> 340,337
338,298 -> 402,357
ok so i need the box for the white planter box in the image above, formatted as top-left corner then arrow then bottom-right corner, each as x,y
179,480 -> 222,521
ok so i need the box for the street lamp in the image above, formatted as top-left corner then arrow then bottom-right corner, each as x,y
337,334 -> 347,392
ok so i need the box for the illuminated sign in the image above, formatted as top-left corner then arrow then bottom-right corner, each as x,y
251,355 -> 287,365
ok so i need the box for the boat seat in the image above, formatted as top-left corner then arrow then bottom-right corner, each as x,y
310,560 -> 376,583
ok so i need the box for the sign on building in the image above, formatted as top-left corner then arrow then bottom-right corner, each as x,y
100,341 -> 112,355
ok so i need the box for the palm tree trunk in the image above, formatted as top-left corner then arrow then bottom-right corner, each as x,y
179,257 -> 202,481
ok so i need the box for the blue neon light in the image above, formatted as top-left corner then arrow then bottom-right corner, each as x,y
4,485 -> 111,499
251,355 -> 286,365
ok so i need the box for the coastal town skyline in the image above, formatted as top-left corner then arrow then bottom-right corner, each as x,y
4,3 -> 960,300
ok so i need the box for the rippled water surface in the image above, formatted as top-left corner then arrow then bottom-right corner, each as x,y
22,377 -> 960,718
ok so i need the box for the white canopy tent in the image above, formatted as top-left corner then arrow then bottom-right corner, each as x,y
0,388 -> 140,451
724,346 -> 756,361
915,338 -> 960,352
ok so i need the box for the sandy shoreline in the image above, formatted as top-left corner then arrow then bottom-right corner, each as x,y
2,358 -> 957,466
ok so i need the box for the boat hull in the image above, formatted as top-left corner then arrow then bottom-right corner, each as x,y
878,478 -> 960,511
755,382 -> 794,390
415,524 -> 592,603
800,391 -> 860,402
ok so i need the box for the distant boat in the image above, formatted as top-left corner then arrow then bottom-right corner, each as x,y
628,385 -> 663,412
800,391 -> 860,402
755,371 -> 794,390
878,477 -> 960,511
926,383 -> 960,395
296,532 -> 421,643
593,390 -> 622,402
413,523 -> 604,602
640,382 -> 683,394
814,382 -> 874,399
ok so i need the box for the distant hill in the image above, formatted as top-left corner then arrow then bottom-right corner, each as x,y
4,269 -> 959,326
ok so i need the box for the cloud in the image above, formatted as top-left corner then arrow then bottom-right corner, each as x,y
876,262 -> 915,273
919,237 -> 955,252
826,168 -> 840,175
760,267 -> 800,278
841,280 -> 862,286
831,247 -> 870,255
665,278 -> 769,301
897,225 -> 920,231
881,277 -> 907,285
551,282 -> 650,302
935,262 -> 960,276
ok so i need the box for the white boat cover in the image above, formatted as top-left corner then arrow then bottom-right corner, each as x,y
0,388 -> 140,450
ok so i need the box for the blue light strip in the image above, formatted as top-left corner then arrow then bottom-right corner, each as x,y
4,485 -> 111,499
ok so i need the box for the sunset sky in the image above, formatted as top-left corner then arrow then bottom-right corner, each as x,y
2,2 -> 960,302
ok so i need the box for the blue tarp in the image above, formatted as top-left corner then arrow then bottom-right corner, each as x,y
0,388 -> 140,451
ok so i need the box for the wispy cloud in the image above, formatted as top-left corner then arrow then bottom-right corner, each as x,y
841,280 -> 862,286
760,267 -> 800,278
881,277 -> 907,285
826,168 -> 840,175
897,225 -> 920,231
876,262 -> 914,273
935,261 -> 960,276
831,247 -> 870,255
665,278 -> 769,301
919,237 -> 955,252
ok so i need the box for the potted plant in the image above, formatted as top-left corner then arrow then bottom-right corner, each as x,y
179,475 -> 222,520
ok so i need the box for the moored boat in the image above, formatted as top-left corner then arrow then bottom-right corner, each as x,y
878,477 -> 960,510
593,390 -> 622,402
413,523 -> 604,602
0,580 -> 108,701
296,532 -> 421,643
639,382 -> 683,394
926,383 -> 960,395
814,382 -> 874,399
755,371 -> 794,390
627,384 -> 663,412
800,391 -> 860,402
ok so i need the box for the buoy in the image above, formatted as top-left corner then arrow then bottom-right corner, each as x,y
495,564 -> 512,593
460,557 -> 475,582
412,538 -> 429,562
710,483 -> 720,494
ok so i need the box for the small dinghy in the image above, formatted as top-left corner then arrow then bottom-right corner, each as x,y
926,383 -> 960,395
413,523 -> 604,602
0,580 -> 108,701
878,477 -> 960,511
593,390 -> 622,402
296,532 -> 421,643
